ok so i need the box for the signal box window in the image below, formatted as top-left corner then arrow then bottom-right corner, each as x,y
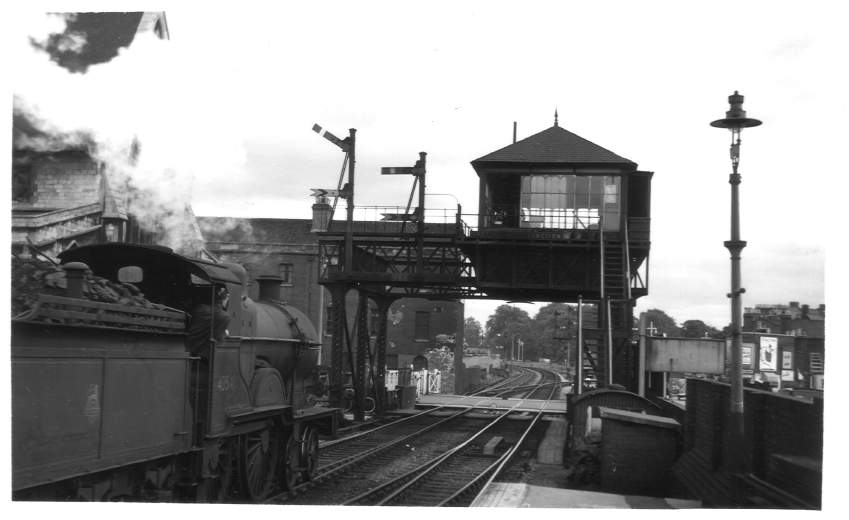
414,311 -> 430,341
519,174 -> 620,231
280,263 -> 293,285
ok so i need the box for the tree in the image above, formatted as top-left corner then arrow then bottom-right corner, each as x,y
485,304 -> 533,360
464,316 -> 483,349
642,308 -> 681,337
680,319 -> 723,339
530,302 -> 574,363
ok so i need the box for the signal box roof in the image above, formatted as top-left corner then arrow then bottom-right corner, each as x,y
472,124 -> 636,170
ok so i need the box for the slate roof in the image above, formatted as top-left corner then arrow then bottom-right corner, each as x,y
472,124 -> 636,168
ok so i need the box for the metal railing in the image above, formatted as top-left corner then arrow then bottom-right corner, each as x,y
462,208 -> 622,233
324,205 -> 464,235
624,218 -> 632,300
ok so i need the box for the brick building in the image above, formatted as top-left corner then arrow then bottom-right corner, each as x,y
741,302 -> 825,390
744,301 -> 825,338
198,216 -> 464,371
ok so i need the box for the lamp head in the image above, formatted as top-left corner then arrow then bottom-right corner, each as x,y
710,91 -> 762,130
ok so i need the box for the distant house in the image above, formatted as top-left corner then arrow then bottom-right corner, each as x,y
741,302 -> 825,390
743,301 -> 825,338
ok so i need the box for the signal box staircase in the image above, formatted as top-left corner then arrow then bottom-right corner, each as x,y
577,235 -> 637,391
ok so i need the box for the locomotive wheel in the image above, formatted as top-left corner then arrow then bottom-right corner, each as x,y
300,427 -> 319,481
239,425 -> 279,501
281,434 -> 300,490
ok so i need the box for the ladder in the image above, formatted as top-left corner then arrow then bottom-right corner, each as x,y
603,241 -> 627,300
586,223 -> 633,389
576,302 -> 601,390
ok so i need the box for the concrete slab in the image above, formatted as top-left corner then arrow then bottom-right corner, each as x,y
536,416 -> 567,464
472,483 -> 703,508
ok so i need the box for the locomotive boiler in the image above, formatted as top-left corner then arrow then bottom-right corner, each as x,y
11,243 -> 340,501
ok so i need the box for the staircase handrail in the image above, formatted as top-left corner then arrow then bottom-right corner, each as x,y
624,219 -> 632,300
599,216 -> 605,299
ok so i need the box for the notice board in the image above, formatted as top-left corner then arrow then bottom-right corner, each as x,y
646,337 -> 726,374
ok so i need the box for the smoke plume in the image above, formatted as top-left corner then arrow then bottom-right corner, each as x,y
12,12 -> 249,256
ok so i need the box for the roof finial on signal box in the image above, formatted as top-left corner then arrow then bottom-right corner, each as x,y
554,108 -> 559,127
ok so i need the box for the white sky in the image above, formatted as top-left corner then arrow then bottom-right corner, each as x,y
166,0 -> 840,330
6,0 -> 843,331
3,0 -> 848,515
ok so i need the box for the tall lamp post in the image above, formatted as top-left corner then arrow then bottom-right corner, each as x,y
710,91 -> 761,472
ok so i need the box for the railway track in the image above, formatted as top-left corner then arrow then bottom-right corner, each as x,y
475,364 -> 564,400
270,365 -> 563,506
344,410 -> 541,506
276,410 -> 495,505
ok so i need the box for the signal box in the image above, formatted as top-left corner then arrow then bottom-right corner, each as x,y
462,123 -> 652,303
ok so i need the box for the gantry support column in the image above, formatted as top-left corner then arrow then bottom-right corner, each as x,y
610,298 -> 636,391
453,301 -> 465,394
594,299 -> 609,389
576,296 -> 584,395
327,284 -> 349,409
353,291 -> 370,422
372,296 -> 394,416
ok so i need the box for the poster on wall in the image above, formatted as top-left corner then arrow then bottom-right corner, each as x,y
742,344 -> 754,367
759,336 -> 778,371
781,370 -> 794,381
782,350 -> 793,370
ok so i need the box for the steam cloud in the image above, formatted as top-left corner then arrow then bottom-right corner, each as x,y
12,12 -> 249,256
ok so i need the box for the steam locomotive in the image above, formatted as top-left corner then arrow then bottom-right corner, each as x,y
11,243 -> 340,501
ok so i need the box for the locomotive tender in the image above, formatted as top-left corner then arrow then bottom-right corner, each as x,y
12,243 -> 340,501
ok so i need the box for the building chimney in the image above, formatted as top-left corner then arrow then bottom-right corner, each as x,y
256,275 -> 283,301
311,197 -> 332,232
63,262 -> 89,298
513,121 -> 517,144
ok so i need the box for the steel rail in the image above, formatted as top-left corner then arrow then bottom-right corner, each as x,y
319,405 -> 448,449
265,406 -> 472,503
454,387 -> 557,507
467,369 -> 528,395
270,367 -> 560,504
314,406 -> 471,476
486,366 -> 562,398
269,395 -> 517,503
446,408 -> 546,506
346,377 -> 560,506
344,399 -> 530,506
474,366 -> 539,396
